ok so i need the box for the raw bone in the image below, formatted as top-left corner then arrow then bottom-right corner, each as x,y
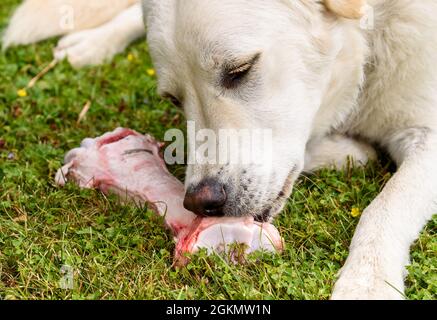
55,128 -> 283,265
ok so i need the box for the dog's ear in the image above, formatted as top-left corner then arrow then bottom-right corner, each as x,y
324,0 -> 366,19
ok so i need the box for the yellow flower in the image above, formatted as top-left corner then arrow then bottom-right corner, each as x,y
146,68 -> 156,77
127,53 -> 134,61
17,89 -> 27,97
351,207 -> 361,218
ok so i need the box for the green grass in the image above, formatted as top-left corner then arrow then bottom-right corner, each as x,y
0,0 -> 436,300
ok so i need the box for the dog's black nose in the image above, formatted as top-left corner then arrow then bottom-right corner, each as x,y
183,179 -> 227,217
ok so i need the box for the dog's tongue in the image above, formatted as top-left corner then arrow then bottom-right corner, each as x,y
55,128 -> 283,265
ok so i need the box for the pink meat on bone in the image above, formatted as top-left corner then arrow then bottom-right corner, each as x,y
55,128 -> 283,265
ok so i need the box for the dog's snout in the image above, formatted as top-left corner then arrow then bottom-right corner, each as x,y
183,179 -> 227,217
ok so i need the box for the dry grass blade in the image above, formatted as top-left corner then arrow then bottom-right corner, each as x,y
26,59 -> 58,89
77,101 -> 91,124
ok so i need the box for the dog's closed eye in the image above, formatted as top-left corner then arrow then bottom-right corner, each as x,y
222,53 -> 261,90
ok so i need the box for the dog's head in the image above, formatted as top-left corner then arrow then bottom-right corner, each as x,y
143,0 -> 366,221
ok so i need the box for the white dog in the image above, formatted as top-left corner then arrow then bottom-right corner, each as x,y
4,0 -> 437,300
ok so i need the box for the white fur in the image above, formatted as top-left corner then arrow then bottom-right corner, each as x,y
304,135 -> 377,171
144,0 -> 437,300
4,0 -> 437,299
54,3 -> 145,67
2,0 -> 144,67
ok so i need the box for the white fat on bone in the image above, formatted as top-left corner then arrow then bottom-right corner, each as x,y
55,127 -> 283,265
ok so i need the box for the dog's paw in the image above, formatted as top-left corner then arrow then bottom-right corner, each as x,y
331,254 -> 406,300
331,277 -> 405,300
54,27 -> 127,68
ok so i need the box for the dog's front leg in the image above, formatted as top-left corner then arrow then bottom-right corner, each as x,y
54,3 -> 145,68
331,128 -> 437,300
